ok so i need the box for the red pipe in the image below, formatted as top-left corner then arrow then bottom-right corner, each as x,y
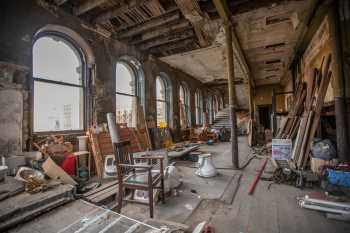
248,158 -> 268,195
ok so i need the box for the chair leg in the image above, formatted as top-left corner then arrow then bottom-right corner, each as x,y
161,177 -> 165,204
149,187 -> 154,218
117,183 -> 123,213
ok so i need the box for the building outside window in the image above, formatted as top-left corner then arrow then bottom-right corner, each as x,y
179,84 -> 190,129
33,35 -> 84,132
213,95 -> 219,120
195,90 -> 203,126
115,61 -> 138,128
156,76 -> 169,127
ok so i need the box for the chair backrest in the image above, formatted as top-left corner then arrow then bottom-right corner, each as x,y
113,140 -> 133,176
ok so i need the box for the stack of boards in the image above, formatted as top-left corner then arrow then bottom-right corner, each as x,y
276,54 -> 333,169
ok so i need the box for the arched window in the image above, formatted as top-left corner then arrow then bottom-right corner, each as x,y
115,61 -> 139,127
179,84 -> 190,129
156,75 -> 169,127
195,90 -> 203,126
33,35 -> 85,132
207,96 -> 213,124
213,95 -> 219,119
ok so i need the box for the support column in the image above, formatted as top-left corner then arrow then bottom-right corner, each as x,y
330,2 -> 350,162
224,24 -> 239,169
248,79 -> 255,146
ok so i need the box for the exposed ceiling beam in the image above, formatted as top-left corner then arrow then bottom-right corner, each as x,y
93,0 -> 149,24
149,38 -> 194,55
74,0 -> 107,16
138,29 -> 195,51
174,0 -> 211,47
116,11 -> 181,39
213,0 -> 254,88
129,20 -> 191,45
54,0 -> 69,6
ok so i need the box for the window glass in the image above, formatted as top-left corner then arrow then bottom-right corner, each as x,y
33,36 -> 82,85
179,85 -> 185,104
115,61 -> 138,127
195,90 -> 203,126
33,82 -> 84,132
156,77 -> 166,101
116,94 -> 137,127
157,101 -> 167,126
33,35 -> 85,132
179,84 -> 190,128
156,76 -> 168,127
116,62 -> 136,95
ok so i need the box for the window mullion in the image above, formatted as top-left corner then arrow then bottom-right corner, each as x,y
34,77 -> 84,88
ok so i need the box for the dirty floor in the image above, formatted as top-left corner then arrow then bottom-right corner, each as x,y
122,137 -> 350,233
9,137 -> 350,233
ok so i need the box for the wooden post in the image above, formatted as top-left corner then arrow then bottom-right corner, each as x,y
248,79 -> 255,146
224,23 -> 239,169
330,3 -> 350,162
213,0 -> 239,168
272,88 -> 277,136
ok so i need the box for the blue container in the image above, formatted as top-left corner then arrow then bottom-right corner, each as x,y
327,169 -> 350,188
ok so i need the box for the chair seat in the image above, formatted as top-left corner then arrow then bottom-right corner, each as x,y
124,171 -> 161,187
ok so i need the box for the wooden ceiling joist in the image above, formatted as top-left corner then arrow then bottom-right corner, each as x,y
149,38 -> 194,55
94,0 -> 149,24
174,0 -> 211,47
130,20 -> 191,45
138,29 -> 195,51
116,11 -> 181,39
54,0 -> 69,6
74,0 -> 107,16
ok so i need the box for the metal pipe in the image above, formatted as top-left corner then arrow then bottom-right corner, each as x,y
303,196 -> 350,210
248,158 -> 268,195
299,201 -> 350,215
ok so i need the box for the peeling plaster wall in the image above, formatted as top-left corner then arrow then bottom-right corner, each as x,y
0,0 -> 207,152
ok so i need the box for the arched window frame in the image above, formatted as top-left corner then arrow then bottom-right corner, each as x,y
32,31 -> 88,134
207,95 -> 213,124
213,95 -> 219,120
179,82 -> 191,128
195,89 -> 203,126
155,73 -> 171,127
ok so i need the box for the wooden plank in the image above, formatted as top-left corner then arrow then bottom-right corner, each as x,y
137,104 -> 152,150
297,111 -> 314,168
74,0 -> 107,15
302,74 -> 332,168
90,185 -> 118,204
54,0 -> 69,6
138,29 -> 195,51
130,20 -> 190,45
116,11 -> 180,39
88,130 -> 105,178
93,0 -> 149,23
83,180 -> 119,198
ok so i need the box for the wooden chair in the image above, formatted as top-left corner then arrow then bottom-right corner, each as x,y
113,140 -> 165,218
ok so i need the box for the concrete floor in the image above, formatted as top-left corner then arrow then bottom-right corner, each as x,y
8,137 -> 350,233
122,136 -> 350,232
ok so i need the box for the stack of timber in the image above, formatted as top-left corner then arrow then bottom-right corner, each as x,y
276,54 -> 333,170
87,130 -> 114,178
88,107 -> 152,177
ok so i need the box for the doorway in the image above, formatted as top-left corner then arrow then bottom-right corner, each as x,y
258,105 -> 271,129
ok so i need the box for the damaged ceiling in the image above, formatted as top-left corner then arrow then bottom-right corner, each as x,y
160,0 -> 315,86
52,0 -> 315,88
